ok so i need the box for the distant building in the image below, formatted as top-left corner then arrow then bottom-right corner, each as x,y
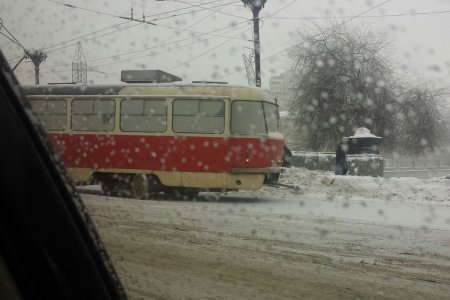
268,70 -> 295,111
269,71 -> 304,150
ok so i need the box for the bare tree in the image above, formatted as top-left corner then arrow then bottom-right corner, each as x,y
396,87 -> 448,154
289,24 -> 399,151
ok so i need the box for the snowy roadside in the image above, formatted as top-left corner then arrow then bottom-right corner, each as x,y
274,167 -> 450,204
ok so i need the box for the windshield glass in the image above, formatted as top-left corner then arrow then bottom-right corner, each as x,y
263,102 -> 280,134
3,0 -> 450,299
231,100 -> 267,135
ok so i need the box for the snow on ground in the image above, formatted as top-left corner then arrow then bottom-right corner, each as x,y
277,167 -> 450,204
229,167 -> 450,229
77,168 -> 450,299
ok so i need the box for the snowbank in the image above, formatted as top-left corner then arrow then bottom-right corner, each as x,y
276,167 -> 450,204
290,152 -> 383,177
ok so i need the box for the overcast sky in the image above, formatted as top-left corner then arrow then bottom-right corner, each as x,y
1,0 -> 449,89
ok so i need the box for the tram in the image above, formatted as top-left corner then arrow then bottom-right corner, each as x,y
23,71 -> 285,198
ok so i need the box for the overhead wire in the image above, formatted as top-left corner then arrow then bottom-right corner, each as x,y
41,21 -> 250,73
339,0 -> 392,25
265,0 -> 299,18
36,0 -> 242,56
12,0 -> 245,77
15,1 -> 249,77
218,0 -> 393,80
95,10 -> 218,65
39,19 -> 250,71
164,0 -> 300,72
11,0 -> 236,58
32,20 -> 251,76
46,0 -> 241,23
0,18 -> 27,51
86,5 -> 237,76
166,24 -> 251,71
0,31 -> 22,47
263,9 -> 450,20
93,24 -> 250,70
171,0 -> 248,20
39,0 -> 232,53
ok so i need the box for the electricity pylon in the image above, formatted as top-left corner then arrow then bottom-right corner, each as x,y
72,42 -> 87,83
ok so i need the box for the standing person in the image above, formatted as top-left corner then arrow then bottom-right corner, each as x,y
335,141 -> 348,175
282,144 -> 292,168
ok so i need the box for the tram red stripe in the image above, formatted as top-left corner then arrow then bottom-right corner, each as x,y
49,134 -> 284,173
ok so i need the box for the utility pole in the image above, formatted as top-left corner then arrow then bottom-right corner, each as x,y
26,50 -> 47,85
72,42 -> 87,83
241,0 -> 267,87
0,19 -> 47,84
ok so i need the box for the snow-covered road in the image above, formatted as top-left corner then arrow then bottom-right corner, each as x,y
79,168 -> 450,299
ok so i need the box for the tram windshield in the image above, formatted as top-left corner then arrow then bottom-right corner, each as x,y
231,100 -> 280,135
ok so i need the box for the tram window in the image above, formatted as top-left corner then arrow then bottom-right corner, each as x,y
120,99 -> 167,133
263,103 -> 280,134
173,99 -> 224,134
72,99 -> 115,131
30,99 -> 67,131
231,101 -> 267,135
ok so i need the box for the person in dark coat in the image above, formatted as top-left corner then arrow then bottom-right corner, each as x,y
335,141 -> 348,175
282,144 -> 292,168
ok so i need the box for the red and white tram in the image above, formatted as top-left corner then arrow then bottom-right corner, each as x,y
24,79 -> 284,198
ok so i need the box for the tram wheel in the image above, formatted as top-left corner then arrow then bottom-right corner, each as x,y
130,174 -> 149,199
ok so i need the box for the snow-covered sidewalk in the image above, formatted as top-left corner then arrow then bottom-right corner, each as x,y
278,167 -> 450,204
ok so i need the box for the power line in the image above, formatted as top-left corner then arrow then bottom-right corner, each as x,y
39,0 -> 231,53
40,20 -> 133,51
89,16 -> 248,65
39,19 -> 249,71
153,22 -> 251,41
266,0 -> 299,18
0,31 -> 22,47
167,25 -> 251,71
38,22 -> 250,74
340,0 -> 392,25
172,0 -> 248,20
44,23 -> 144,55
47,0 -> 241,23
0,18 -> 26,51
263,9 -> 450,20
24,21 -> 250,76
36,0 -> 241,56
218,0 -> 393,80
142,0 -> 231,18
161,0 -> 295,74
41,11 -> 218,69
40,12 -> 217,69
162,0 -> 299,73
95,23 -> 251,70
47,0 -> 128,19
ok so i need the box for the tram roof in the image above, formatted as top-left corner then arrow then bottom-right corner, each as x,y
22,83 -> 275,103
